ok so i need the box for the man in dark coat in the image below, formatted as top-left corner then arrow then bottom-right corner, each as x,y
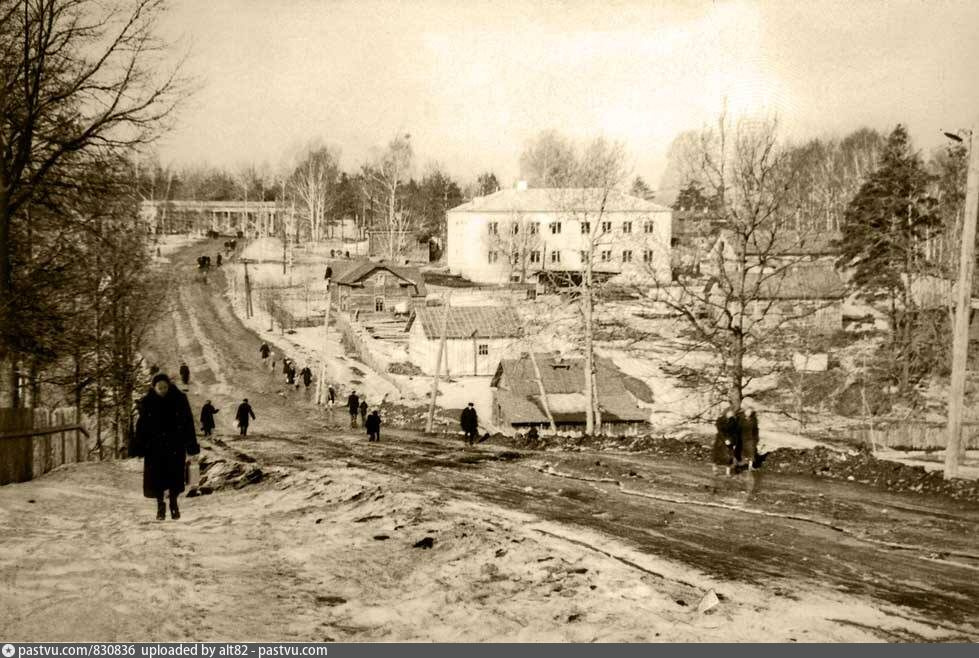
179,362 -> 191,386
740,402 -> 760,471
236,399 -> 256,436
366,410 -> 381,442
460,402 -> 478,446
131,374 -> 200,521
300,366 -> 313,388
286,363 -> 296,386
348,391 -> 360,428
359,399 -> 368,426
712,407 -> 738,475
327,385 -> 336,405
216,253 -> 223,267
200,400 -> 219,437
260,343 -> 270,361
325,266 -> 333,281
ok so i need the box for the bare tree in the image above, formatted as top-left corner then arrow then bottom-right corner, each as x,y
290,144 -> 340,243
0,0 -> 186,406
645,114 -> 835,412
519,130 -> 577,188
364,133 -> 414,259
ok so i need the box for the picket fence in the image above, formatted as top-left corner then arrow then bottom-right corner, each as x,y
0,407 -> 90,485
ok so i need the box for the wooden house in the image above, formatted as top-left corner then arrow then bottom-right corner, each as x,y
331,261 -> 427,316
405,306 -> 523,376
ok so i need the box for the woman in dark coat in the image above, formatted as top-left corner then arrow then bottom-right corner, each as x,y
366,410 -> 381,442
131,374 -> 200,520
740,403 -> 760,471
712,407 -> 738,475
200,400 -> 219,437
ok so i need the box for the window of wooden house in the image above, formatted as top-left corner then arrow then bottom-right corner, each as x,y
478,344 -> 489,356
374,297 -> 385,312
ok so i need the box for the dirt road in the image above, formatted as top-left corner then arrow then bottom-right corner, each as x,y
2,239 -> 977,642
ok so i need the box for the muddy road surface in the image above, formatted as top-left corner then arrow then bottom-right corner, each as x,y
133,239 -> 979,640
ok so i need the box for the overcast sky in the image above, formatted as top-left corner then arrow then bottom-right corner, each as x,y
156,0 -> 979,194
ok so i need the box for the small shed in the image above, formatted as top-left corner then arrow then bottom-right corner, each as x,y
331,261 -> 427,316
490,353 -> 650,436
405,306 -> 523,376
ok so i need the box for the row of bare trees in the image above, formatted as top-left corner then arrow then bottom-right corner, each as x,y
0,1 -> 181,454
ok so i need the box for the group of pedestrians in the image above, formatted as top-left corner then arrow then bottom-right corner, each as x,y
712,402 -> 761,475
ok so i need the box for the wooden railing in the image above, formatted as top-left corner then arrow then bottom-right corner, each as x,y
0,409 -> 91,485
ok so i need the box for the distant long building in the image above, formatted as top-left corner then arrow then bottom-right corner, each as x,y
139,199 -> 288,236
445,186 -> 672,286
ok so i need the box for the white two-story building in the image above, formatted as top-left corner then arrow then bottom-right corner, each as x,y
446,187 -> 672,286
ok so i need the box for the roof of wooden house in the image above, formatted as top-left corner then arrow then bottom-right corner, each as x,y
406,306 -> 523,340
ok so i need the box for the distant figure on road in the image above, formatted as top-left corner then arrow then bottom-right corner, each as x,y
324,266 -> 333,281
348,391 -> 360,428
131,373 -> 199,521
327,384 -> 336,405
286,362 -> 297,386
740,402 -> 760,471
179,362 -> 190,386
200,400 -> 219,437
260,343 -> 270,361
712,407 -> 738,476
216,253 -> 223,267
300,366 -> 313,388
460,402 -> 478,446
359,399 -> 368,426
366,410 -> 381,442
235,399 -> 256,437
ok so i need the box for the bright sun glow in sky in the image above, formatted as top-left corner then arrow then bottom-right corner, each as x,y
156,0 -> 979,194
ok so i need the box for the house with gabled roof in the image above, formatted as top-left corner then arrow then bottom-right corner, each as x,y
404,305 -> 524,376
330,260 -> 427,316
490,352 -> 650,436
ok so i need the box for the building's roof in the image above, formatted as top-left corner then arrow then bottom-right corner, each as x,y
491,353 -> 649,423
743,230 -> 842,256
710,261 -> 846,300
332,261 -> 427,295
407,306 -> 523,339
449,188 -> 671,214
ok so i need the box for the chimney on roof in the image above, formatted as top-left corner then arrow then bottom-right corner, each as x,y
516,180 -> 528,192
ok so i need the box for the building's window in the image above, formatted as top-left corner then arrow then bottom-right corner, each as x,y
601,250 -> 612,262
671,237 -> 680,247
601,221 -> 612,233
580,250 -> 588,263
622,250 -> 633,263
511,223 -> 520,235
374,297 -> 385,312
550,221 -> 562,234
644,221 -> 655,234
488,222 -> 498,235
643,249 -> 653,263
478,344 -> 489,356
529,222 -> 539,235
488,251 -> 498,264
530,250 -> 541,263
581,221 -> 590,234
375,273 -> 386,286
622,221 -> 632,234
550,250 -> 561,264
511,251 -> 520,264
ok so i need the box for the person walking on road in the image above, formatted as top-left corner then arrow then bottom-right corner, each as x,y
130,373 -> 200,521
179,362 -> 191,387
200,400 -> 219,437
286,362 -> 296,386
740,402 -> 760,471
460,402 -> 478,446
236,399 -> 256,437
366,410 -> 381,442
260,343 -> 270,362
712,407 -> 738,476
359,399 -> 368,427
327,384 -> 336,405
348,391 -> 360,428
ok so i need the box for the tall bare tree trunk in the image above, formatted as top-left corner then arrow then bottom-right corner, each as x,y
528,351 -> 557,433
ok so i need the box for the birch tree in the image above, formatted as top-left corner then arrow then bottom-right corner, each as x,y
365,133 -> 414,259
290,145 -> 340,243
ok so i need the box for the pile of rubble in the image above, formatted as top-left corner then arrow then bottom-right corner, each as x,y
764,446 -> 979,501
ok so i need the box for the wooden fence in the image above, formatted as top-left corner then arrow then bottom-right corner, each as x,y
0,408 -> 90,485
849,421 -> 979,451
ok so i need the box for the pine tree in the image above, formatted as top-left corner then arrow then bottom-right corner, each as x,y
838,124 -> 940,391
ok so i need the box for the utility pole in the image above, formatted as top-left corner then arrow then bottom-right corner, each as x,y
243,259 -> 254,319
316,282 -> 332,406
425,294 -> 451,434
945,126 -> 979,480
